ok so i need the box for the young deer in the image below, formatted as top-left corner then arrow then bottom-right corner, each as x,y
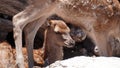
13,0 -> 120,68
43,20 -> 75,65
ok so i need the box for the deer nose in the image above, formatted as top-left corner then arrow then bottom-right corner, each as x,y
69,39 -> 75,47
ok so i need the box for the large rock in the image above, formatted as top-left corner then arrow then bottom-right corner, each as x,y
47,56 -> 120,68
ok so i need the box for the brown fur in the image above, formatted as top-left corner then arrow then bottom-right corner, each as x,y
43,20 -> 75,65
91,15 -> 120,56
12,0 -> 120,68
13,48 -> 44,68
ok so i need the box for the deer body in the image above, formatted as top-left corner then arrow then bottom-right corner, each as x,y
43,20 -> 75,65
13,0 -> 120,68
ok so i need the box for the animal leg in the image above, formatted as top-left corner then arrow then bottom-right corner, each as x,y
24,17 -> 46,68
13,4 -> 53,68
88,30 -> 112,56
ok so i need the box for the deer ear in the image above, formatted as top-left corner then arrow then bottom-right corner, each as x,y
54,24 -> 70,33
48,20 -> 57,27
50,20 -> 70,33
54,25 -> 61,32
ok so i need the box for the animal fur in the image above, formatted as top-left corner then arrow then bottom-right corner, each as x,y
12,0 -> 120,68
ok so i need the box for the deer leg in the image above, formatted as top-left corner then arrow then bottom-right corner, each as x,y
95,34 -> 112,56
24,17 -> 46,68
13,19 -> 24,68
12,3 -> 53,68
87,30 -> 112,56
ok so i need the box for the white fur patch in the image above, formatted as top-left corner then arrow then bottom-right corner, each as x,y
54,25 -> 60,32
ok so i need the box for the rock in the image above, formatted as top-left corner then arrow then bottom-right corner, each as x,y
46,56 -> 120,68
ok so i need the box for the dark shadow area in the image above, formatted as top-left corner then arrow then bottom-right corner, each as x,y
63,36 -> 96,59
